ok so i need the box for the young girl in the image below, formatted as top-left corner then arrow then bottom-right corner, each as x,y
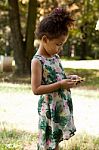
31,7 -> 79,150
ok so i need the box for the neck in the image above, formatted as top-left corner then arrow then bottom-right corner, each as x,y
36,43 -> 51,58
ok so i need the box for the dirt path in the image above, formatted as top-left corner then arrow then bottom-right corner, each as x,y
61,60 -> 99,69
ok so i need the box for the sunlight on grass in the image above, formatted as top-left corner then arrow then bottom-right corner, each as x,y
72,88 -> 99,99
59,133 -> 99,150
0,73 -> 99,149
0,128 -> 99,150
65,68 -> 99,89
0,128 -> 37,150
0,82 -> 31,93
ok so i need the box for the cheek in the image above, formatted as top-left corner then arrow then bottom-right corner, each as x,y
55,45 -> 59,50
52,47 -> 58,53
56,46 -> 61,51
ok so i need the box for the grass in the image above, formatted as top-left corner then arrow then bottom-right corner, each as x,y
59,133 -> 99,150
0,68 -> 99,90
65,68 -> 99,89
0,129 -> 37,150
0,84 -> 99,150
0,69 -> 99,150
0,82 -> 31,93
0,128 -> 99,150
0,82 -> 99,99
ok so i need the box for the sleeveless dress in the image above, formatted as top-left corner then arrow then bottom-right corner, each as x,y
32,54 -> 76,150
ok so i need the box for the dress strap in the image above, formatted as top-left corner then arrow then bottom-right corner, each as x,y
33,55 -> 45,65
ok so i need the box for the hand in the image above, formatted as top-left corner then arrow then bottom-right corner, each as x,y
68,75 -> 85,85
67,75 -> 80,80
60,79 -> 76,90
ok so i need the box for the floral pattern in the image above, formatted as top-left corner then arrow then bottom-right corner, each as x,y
33,54 -> 76,150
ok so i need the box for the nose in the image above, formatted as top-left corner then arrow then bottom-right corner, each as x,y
59,46 -> 63,51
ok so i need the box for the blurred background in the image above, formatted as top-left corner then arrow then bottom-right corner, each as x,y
0,0 -> 99,150
0,0 -> 99,76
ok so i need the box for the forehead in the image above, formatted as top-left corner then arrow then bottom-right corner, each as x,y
51,35 -> 68,43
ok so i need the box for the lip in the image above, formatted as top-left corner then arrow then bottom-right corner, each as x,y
57,49 -> 61,53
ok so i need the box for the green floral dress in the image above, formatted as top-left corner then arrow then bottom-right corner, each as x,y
33,54 -> 76,150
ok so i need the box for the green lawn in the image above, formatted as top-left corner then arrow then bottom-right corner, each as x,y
0,68 -> 99,89
0,129 -> 99,150
0,129 -> 36,150
0,69 -> 99,150
59,133 -> 99,150
65,68 -> 99,89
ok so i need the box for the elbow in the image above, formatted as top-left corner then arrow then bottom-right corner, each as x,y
33,91 -> 39,95
32,88 -> 40,95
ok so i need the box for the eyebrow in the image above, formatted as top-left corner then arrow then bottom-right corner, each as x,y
57,42 -> 65,45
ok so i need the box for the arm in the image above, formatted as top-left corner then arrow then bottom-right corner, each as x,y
31,59 -> 61,95
31,59 -> 75,95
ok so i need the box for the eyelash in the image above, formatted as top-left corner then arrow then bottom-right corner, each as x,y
56,44 -> 62,46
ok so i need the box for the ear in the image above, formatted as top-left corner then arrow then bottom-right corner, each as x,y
42,35 -> 48,43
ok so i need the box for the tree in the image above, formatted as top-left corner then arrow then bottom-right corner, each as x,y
1,0 -> 99,76
7,0 -> 59,75
0,0 -> 10,55
8,0 -> 37,75
75,0 -> 99,59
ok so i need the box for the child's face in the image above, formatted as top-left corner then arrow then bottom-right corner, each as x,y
43,34 -> 68,56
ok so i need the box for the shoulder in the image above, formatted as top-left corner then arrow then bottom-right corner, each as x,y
31,57 -> 40,64
31,57 -> 42,71
32,54 -> 45,65
31,54 -> 43,65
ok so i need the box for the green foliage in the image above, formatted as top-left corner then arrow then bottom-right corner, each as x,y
0,0 -> 10,55
0,0 -> 99,76
60,0 -> 99,59
75,0 -> 99,59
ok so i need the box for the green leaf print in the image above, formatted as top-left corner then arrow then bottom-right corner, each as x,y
58,90 -> 66,100
56,101 -> 63,113
38,95 -> 44,114
46,125 -> 52,140
53,128 -> 63,143
47,148 -> 53,150
59,117 -> 68,126
46,110 -> 51,119
35,55 -> 76,149
52,101 -> 63,123
67,97 -> 73,113
48,94 -> 53,104
39,119 -> 47,130
45,65 -> 57,82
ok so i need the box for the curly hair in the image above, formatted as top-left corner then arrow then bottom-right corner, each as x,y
35,7 -> 75,40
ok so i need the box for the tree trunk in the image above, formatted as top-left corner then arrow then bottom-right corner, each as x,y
25,0 -> 37,74
8,0 -> 25,75
80,38 -> 87,60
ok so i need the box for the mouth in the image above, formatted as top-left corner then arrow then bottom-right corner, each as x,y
57,50 -> 61,54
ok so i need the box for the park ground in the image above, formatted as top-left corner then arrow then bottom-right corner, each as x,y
0,60 -> 99,150
0,83 -> 99,150
61,59 -> 99,70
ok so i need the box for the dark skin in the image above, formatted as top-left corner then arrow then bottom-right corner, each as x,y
31,34 -> 81,149
31,35 -> 77,95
